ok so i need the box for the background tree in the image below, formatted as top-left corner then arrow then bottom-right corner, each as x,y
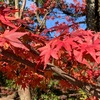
86,0 -> 100,31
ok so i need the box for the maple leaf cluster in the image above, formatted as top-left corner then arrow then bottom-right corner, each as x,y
39,29 -> 100,82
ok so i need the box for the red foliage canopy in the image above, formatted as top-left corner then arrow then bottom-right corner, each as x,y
0,1 -> 99,99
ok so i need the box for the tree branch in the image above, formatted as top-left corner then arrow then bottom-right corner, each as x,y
20,0 -> 26,19
39,10 -> 48,29
47,63 -> 100,98
0,48 -> 100,98
0,49 -> 36,67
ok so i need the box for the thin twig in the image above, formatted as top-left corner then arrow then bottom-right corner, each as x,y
40,10 -> 49,29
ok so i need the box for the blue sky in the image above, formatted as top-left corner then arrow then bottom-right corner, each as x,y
66,0 -> 73,3
26,0 -> 86,30
66,0 -> 83,4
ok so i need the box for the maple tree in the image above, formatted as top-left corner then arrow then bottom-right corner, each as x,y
0,0 -> 100,100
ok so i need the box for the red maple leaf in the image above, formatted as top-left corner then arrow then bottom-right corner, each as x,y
39,42 -> 58,69
0,14 -> 17,28
0,28 -> 29,50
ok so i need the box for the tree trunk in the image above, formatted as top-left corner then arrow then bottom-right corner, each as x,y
6,0 -> 9,4
15,0 -> 19,18
98,0 -> 100,31
18,86 -> 31,100
86,0 -> 100,31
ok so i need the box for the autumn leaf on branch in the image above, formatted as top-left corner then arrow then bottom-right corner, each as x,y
39,41 -> 59,69
0,28 -> 29,50
0,7 -> 18,28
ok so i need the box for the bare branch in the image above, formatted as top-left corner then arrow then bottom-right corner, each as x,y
35,10 -> 49,34
35,12 -> 42,24
20,0 -> 26,19
39,10 -> 49,29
